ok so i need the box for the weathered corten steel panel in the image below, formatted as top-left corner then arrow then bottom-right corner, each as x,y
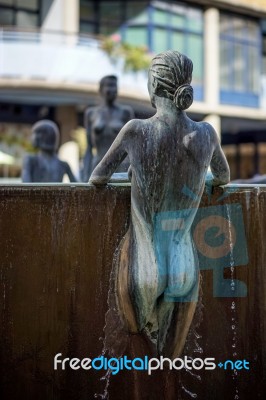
0,184 -> 265,400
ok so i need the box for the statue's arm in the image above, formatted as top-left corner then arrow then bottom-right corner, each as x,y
89,121 -> 133,186
122,105 -> 135,123
127,106 -> 135,121
64,163 -> 77,183
82,108 -> 93,182
21,155 -> 33,182
209,126 -> 230,186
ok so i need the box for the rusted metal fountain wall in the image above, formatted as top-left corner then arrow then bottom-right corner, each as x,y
0,184 -> 265,400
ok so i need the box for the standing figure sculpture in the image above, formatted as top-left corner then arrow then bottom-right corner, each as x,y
82,75 -> 134,181
90,51 -> 230,358
22,120 -> 77,183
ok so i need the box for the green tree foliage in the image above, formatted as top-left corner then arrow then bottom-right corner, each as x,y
101,37 -> 151,72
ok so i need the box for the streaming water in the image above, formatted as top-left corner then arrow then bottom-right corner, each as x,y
181,384 -> 198,398
94,368 -> 112,400
93,242 -> 129,400
226,204 -> 240,399
179,276 -> 204,399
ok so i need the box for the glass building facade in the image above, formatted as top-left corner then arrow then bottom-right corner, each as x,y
79,0 -> 265,108
0,0 -> 40,27
79,0 -> 204,99
220,14 -> 261,107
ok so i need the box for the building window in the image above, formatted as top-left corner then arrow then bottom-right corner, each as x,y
99,1 -> 126,35
262,25 -> 266,76
80,0 -> 148,35
0,0 -> 39,27
123,1 -> 203,94
220,14 -> 260,107
80,0 -> 98,33
79,1 -> 203,101
260,20 -> 266,108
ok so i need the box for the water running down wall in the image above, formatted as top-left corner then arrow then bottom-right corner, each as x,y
0,184 -> 265,400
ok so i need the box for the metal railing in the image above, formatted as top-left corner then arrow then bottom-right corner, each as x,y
0,27 -> 147,92
0,26 -> 100,46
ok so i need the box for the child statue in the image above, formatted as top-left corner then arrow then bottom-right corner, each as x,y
22,120 -> 77,183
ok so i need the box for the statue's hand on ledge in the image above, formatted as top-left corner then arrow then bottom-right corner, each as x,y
89,175 -> 109,186
89,172 -> 129,186
205,171 -> 229,188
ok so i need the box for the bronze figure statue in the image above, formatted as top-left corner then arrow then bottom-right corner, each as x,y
82,75 -> 134,181
90,51 -> 230,358
22,120 -> 77,183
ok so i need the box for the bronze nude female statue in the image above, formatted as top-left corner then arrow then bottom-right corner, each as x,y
82,75 -> 134,181
90,51 -> 230,358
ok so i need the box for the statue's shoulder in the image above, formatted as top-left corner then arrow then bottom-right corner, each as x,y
22,154 -> 40,175
118,104 -> 134,119
122,118 -> 146,137
84,105 -> 98,119
23,154 -> 37,164
196,121 -> 217,141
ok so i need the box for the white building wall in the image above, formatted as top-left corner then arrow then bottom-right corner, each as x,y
41,0 -> 79,34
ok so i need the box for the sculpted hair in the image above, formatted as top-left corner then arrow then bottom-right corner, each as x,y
32,119 -> 60,151
150,50 -> 194,110
99,75 -> 118,92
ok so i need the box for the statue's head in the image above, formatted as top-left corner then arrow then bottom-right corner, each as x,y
31,120 -> 59,152
99,75 -> 118,104
148,50 -> 193,110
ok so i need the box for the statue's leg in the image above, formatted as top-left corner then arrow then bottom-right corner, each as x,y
117,222 -> 164,334
157,234 -> 199,358
116,229 -> 139,333
159,278 -> 199,359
